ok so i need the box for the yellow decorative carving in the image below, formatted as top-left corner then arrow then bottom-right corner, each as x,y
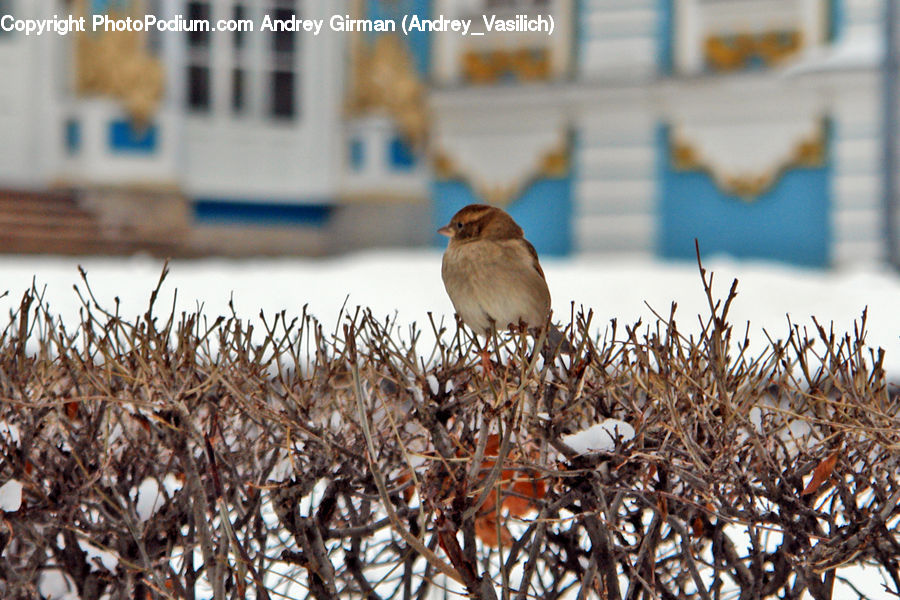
670,121 -> 828,200
72,1 -> 165,125
433,153 -> 457,179
434,136 -> 571,206
346,33 -> 428,148
705,30 -> 803,72
462,48 -> 551,84
539,146 -> 569,178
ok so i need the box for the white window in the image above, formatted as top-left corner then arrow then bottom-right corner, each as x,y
185,0 -> 301,120
673,0 -> 830,74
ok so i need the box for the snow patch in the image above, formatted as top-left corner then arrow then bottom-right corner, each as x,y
78,538 -> 119,572
132,475 -> 182,522
38,569 -> 79,600
426,374 -> 439,396
162,473 -> 184,497
0,420 -> 21,444
562,419 -> 636,454
134,478 -> 163,521
0,479 -> 23,512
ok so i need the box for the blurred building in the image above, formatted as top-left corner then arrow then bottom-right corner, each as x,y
0,0 -> 896,266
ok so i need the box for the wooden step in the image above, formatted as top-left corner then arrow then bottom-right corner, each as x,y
0,212 -> 100,229
0,188 -> 183,256
0,229 -> 177,255
0,199 -> 88,217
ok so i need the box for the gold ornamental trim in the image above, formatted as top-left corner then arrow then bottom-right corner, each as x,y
72,0 -> 165,125
434,136 -> 570,206
345,33 -> 428,149
704,30 -> 803,72
461,48 -> 551,84
670,120 -> 827,200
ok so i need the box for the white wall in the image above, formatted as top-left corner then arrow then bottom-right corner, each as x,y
579,0 -> 658,81
0,0 -> 64,188
574,99 -> 657,255
182,0 -> 345,202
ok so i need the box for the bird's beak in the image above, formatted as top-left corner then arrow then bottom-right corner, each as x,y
437,225 -> 453,237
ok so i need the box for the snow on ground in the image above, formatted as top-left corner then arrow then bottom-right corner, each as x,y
1,250 -> 898,376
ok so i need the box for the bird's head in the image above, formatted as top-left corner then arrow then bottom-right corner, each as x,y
438,204 -> 523,243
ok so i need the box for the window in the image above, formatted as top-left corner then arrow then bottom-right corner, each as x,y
349,138 -> 365,170
187,65 -> 211,110
671,0 -> 824,75
0,0 -> 12,38
271,6 -> 295,54
231,68 -> 245,113
270,71 -> 295,118
389,136 -> 416,170
232,4 -> 247,114
269,0 -> 299,119
65,119 -> 81,155
186,1 -> 211,111
233,4 -> 247,50
109,120 -> 158,153
186,1 -> 210,48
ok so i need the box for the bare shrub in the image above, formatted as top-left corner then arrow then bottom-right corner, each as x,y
0,257 -> 897,600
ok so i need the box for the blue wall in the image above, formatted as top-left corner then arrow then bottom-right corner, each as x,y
657,126 -> 831,267
433,177 -> 572,256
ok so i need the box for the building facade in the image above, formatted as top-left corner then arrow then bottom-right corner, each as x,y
427,0 -> 893,266
0,0 -> 895,265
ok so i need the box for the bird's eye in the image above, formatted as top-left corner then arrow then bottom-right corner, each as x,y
456,222 -> 463,229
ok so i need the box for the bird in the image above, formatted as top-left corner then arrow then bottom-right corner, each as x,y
438,204 -> 570,353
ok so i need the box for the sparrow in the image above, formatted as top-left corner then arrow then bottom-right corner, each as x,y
438,204 -> 570,352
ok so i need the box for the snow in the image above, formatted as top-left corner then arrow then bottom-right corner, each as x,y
133,478 -> 164,522
562,419 -> 636,454
76,539 -> 119,573
0,420 -> 20,445
38,570 -> 78,600
0,478 -> 23,512
132,474 -> 183,522
0,251 -> 897,377
426,373 -> 440,395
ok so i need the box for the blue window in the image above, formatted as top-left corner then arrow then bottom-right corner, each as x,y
109,119 -> 158,153
349,138 -> 365,170
65,119 -> 81,154
389,135 -> 415,170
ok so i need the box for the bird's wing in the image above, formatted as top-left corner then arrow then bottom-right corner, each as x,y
522,240 -> 546,279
